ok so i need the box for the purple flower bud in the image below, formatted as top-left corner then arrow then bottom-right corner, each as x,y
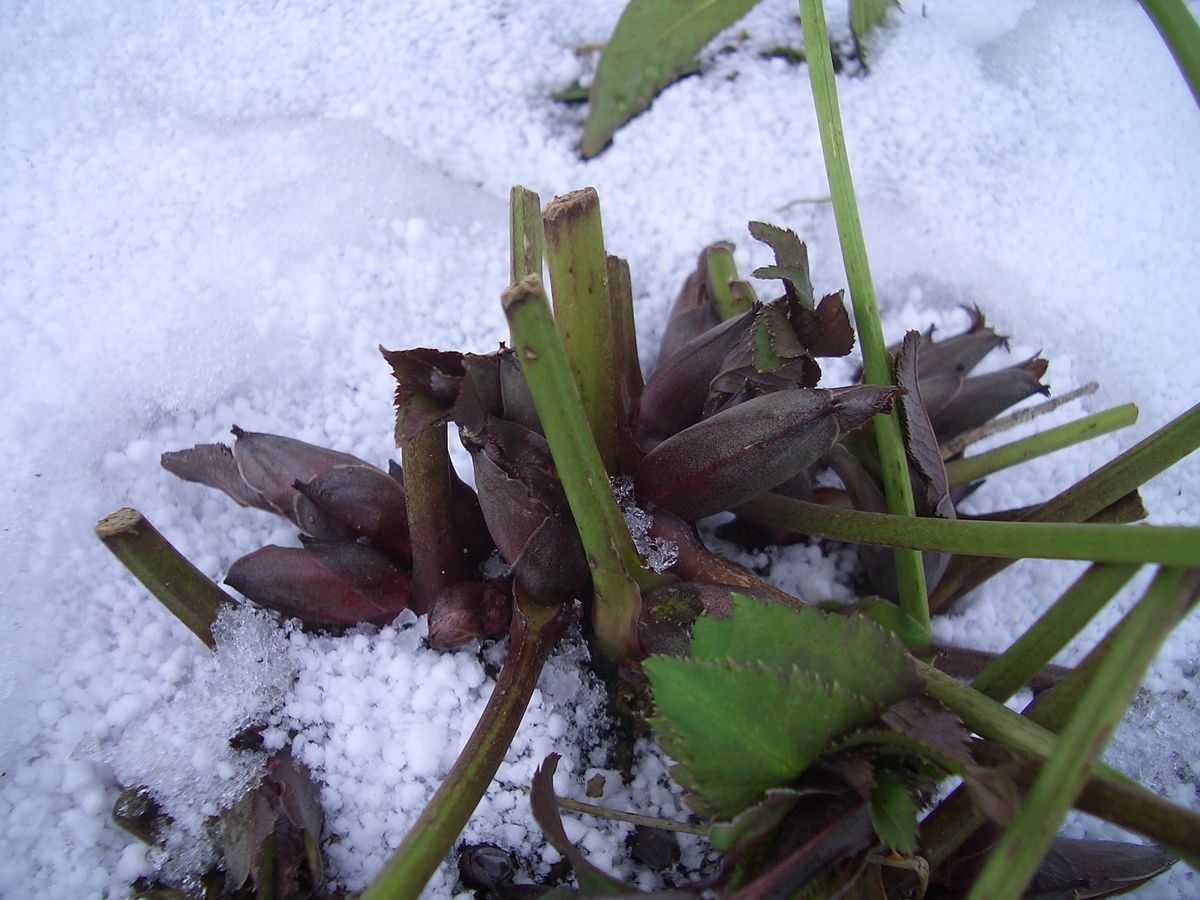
655,245 -> 725,367
426,579 -> 512,650
635,385 -> 900,522
294,464 -> 411,564
225,540 -> 410,627
463,416 -> 589,605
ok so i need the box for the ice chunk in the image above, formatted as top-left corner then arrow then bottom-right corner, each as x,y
611,476 -> 678,574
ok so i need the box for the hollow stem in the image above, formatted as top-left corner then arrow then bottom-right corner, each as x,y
95,508 -> 229,648
361,595 -> 569,900
543,188 -> 621,473
799,0 -> 929,639
509,185 -> 544,281
944,404 -> 1138,487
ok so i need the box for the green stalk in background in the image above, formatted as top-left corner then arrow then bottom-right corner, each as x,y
362,596 -> 569,900
965,568 -> 1199,900
932,401 -> 1200,609
969,562 -> 1138,702
1140,0 -> 1200,107
510,185 -> 545,282
543,188 -> 622,473
95,508 -> 230,648
502,275 -> 670,660
738,493 -> 1200,567
704,243 -> 751,321
798,0 -> 929,638
944,404 -> 1138,488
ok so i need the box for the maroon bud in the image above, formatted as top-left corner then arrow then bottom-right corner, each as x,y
225,540 -> 410,627
655,245 -> 725,367
228,427 -> 373,538
633,312 -> 754,450
426,579 -> 513,650
930,356 -> 1050,442
161,443 -> 277,514
295,464 -> 411,563
464,416 -> 589,605
635,386 -> 899,522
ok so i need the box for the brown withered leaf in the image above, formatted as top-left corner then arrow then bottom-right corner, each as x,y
894,332 -> 955,519
219,748 -> 325,898
381,346 -> 466,444
529,754 -> 635,894
914,306 -> 1006,379
795,291 -> 855,358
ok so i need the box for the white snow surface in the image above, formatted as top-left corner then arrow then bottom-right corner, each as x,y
2,0 -> 1198,896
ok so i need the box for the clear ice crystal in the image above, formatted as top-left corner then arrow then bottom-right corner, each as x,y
100,603 -> 296,887
611,476 -> 678,573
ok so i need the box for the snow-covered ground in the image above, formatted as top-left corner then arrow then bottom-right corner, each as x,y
1,0 -> 1197,895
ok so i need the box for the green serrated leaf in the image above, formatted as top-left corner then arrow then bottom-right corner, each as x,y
748,221 -> 815,308
644,657 -> 885,820
869,769 -> 918,854
582,0 -> 760,157
690,594 -> 922,703
708,786 -> 808,852
853,601 -> 930,648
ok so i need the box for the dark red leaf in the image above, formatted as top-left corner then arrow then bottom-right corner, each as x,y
225,541 -> 410,627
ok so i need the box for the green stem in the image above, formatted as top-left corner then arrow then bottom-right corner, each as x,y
1140,0 -> 1200,107
931,401 -> 1200,609
944,404 -> 1138,488
502,275 -> 670,660
799,0 -> 929,639
509,186 -> 544,281
362,597 -> 568,900
969,563 -> 1138,702
921,661 -> 1200,866
965,568 -> 1198,900
737,493 -> 1200,566
1024,573 -> 1200,732
543,188 -> 621,473
95,508 -> 229,648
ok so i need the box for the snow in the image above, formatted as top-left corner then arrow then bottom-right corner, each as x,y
1,0 -> 1197,896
